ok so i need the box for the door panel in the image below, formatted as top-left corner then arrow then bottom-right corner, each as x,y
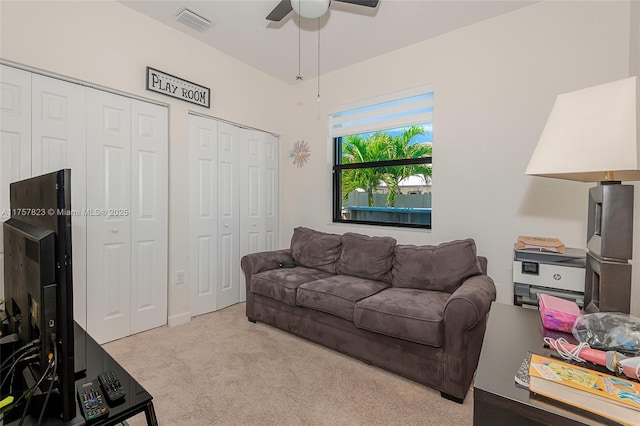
40,136 -> 68,171
239,129 -> 264,302
86,88 -> 131,343
135,241 -> 154,307
216,122 -> 240,310
0,65 -> 31,297
102,242 -> 128,319
197,235 -> 215,296
264,134 -> 279,251
31,74 -> 88,329
238,130 -> 279,301
130,100 -> 168,334
188,115 -> 218,316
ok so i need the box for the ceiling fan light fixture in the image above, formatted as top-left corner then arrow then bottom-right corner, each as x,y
291,0 -> 331,19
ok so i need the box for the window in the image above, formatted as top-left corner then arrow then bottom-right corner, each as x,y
330,86 -> 433,228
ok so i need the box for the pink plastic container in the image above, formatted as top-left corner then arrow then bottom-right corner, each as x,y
538,294 -> 582,333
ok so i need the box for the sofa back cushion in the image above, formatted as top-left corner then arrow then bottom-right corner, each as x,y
392,239 -> 482,293
290,227 -> 342,273
337,233 -> 396,283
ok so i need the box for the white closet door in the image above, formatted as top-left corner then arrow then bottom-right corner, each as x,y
189,115 -> 278,313
216,122 -> 240,310
130,100 -> 168,334
239,129 -> 265,302
188,114 -> 218,316
264,133 -> 279,252
238,131 -> 279,302
86,88 -> 132,343
240,129 -> 265,250
0,65 -> 32,297
31,74 -> 88,329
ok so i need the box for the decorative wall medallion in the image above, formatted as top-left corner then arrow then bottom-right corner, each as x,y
290,140 -> 311,168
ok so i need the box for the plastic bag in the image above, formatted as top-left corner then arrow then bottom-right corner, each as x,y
572,312 -> 640,355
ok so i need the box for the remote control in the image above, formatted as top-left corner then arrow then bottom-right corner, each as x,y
77,380 -> 109,423
98,370 -> 125,403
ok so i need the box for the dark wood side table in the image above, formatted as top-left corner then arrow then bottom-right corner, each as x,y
474,302 -> 614,426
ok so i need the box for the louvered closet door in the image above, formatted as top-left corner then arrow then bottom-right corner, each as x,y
86,88 -> 132,343
31,74 -> 88,329
188,114 -> 218,316
0,65 -> 32,297
130,100 -> 168,334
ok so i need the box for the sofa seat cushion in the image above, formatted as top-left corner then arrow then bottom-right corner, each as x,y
296,275 -> 389,321
250,267 -> 334,306
353,288 -> 450,347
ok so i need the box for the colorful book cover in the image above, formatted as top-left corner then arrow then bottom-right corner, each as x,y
514,352 -> 532,388
529,354 -> 640,425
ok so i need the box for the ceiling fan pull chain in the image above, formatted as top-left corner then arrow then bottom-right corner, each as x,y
296,0 -> 303,81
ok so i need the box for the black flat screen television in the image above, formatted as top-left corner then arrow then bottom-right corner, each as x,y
2,169 -> 75,421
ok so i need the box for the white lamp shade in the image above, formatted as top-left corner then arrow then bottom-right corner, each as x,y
526,76 -> 640,182
291,0 -> 331,19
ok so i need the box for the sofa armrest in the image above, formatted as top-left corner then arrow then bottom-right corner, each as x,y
441,274 -> 496,399
240,249 -> 294,277
443,274 -> 496,332
242,249 -> 294,321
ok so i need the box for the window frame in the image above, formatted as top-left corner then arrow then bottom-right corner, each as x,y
332,135 -> 433,229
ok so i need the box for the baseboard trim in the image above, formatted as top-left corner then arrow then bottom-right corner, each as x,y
168,311 -> 191,327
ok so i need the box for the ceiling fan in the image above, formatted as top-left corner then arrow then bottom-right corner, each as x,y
266,0 -> 379,22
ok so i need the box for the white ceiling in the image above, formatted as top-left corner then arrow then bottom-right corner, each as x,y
120,0 -> 537,84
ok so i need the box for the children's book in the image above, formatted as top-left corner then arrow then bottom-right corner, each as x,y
514,352 -> 532,388
529,353 -> 640,425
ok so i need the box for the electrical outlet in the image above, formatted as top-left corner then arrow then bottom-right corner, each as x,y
176,270 -> 184,285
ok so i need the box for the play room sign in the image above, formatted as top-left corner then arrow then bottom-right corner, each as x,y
146,67 -> 210,108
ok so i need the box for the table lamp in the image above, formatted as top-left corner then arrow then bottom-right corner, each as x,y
526,76 -> 640,314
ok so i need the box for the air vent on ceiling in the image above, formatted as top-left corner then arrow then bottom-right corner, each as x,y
175,8 -> 213,32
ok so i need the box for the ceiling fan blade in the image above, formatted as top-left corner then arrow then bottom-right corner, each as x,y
266,0 -> 293,21
334,0 -> 379,7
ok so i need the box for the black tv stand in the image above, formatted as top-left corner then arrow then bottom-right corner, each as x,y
3,322 -> 157,425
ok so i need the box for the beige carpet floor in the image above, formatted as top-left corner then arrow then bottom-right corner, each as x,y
103,303 -> 474,425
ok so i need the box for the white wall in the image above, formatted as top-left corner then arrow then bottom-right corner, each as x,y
0,0 -> 294,326
284,1 -> 638,313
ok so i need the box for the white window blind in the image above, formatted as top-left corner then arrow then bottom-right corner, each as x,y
329,85 -> 433,138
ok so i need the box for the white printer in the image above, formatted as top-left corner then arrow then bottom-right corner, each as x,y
513,246 -> 586,308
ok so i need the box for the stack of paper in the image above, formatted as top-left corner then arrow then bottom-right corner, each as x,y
516,236 -> 566,253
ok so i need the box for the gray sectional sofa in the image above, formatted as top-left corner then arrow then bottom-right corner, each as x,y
240,227 -> 496,402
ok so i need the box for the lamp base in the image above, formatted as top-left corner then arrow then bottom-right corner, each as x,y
584,182 -> 633,314
586,182 -> 633,260
584,252 -> 631,314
